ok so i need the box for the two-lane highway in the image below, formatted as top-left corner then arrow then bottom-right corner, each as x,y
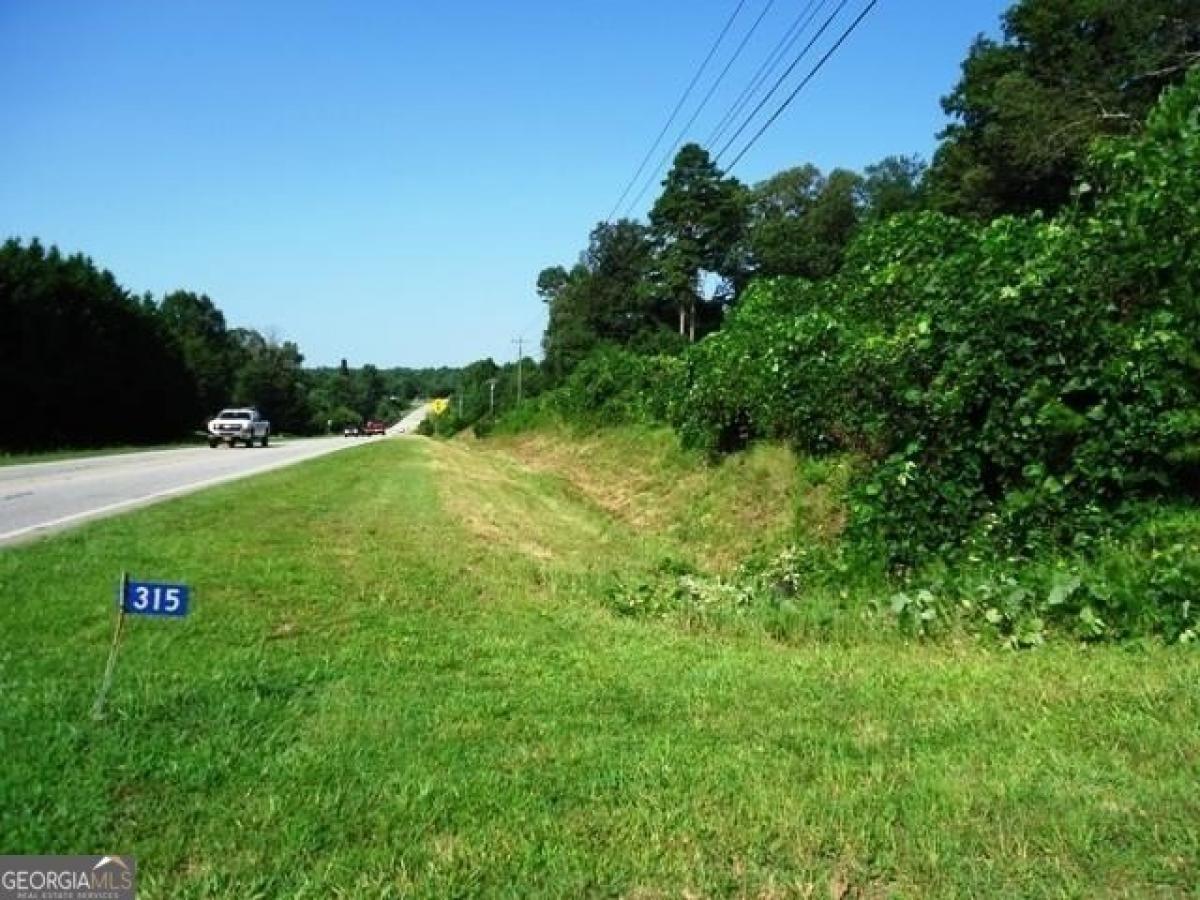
0,437 -> 352,546
0,405 -> 429,547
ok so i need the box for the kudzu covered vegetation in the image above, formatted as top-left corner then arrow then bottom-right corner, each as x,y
499,63 -> 1200,645
678,74 -> 1200,564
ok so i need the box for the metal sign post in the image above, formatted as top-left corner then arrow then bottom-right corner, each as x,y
91,572 -> 129,720
91,574 -> 191,720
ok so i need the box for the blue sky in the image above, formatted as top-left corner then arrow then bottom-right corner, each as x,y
0,0 -> 1009,367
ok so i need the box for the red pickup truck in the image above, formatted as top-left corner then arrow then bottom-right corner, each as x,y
363,420 -> 386,436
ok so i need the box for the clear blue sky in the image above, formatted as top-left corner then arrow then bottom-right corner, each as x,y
0,0 -> 1008,368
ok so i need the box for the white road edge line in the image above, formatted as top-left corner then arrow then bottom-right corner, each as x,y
0,444 -> 348,544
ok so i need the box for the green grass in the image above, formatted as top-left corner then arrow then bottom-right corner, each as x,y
487,424 -> 821,572
2,438 -> 1198,897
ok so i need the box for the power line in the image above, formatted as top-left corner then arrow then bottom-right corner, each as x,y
621,0 -> 779,218
724,0 -> 881,172
605,0 -> 749,223
514,309 -> 544,340
713,0 -> 853,163
706,0 -> 827,148
705,0 -> 827,150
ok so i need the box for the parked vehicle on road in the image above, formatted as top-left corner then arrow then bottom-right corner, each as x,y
363,420 -> 386,436
207,408 -> 270,447
343,424 -> 361,437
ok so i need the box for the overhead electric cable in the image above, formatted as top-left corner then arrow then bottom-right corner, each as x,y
514,309 -> 544,341
605,0 -> 749,222
724,0 -> 880,171
713,0 -> 853,163
705,0 -> 827,149
621,0 -> 779,217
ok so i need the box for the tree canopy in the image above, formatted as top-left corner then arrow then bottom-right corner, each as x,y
927,0 -> 1200,217
1,239 -> 475,450
648,144 -> 747,342
0,240 -> 198,450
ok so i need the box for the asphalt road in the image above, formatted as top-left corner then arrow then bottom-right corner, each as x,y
387,403 -> 428,435
0,406 -> 429,547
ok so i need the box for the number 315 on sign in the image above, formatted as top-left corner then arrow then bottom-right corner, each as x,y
123,580 -> 190,617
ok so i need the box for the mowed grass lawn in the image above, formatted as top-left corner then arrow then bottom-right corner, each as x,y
1,438 -> 1197,898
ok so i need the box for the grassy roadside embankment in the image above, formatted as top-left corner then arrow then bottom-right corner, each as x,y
482,425 -> 816,572
2,435 -> 1197,897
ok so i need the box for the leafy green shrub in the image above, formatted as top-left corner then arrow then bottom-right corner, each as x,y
603,545 -> 886,644
846,499 -> 1200,646
521,347 -> 683,429
490,399 -> 561,435
675,71 -> 1200,566
606,506 -> 1200,646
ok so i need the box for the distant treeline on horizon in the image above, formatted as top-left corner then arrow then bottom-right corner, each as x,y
0,237 -> 474,452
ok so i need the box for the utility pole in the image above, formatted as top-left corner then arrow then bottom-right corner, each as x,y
487,378 -> 498,419
512,337 -> 525,405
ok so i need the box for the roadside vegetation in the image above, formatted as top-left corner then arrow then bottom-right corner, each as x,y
425,5 -> 1200,650
2,439 -> 1197,897
487,425 -> 809,572
6,0 -> 1198,893
453,79 -> 1200,647
0,241 -> 461,452
481,426 -> 1200,650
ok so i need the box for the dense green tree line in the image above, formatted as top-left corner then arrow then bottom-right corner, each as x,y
506,0 -> 1200,581
0,240 -> 199,450
678,70 -> 1200,564
533,0 -> 1198,377
0,243 -> 326,450
536,148 -> 925,374
419,355 -> 544,437
0,240 -> 466,451
432,0 -> 1199,448
926,0 -> 1200,217
306,361 -> 462,431
491,4 -> 1200,641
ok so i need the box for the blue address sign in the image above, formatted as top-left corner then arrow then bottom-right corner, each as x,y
122,580 -> 190,617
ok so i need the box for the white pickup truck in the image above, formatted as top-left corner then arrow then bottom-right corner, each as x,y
207,408 -> 270,448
